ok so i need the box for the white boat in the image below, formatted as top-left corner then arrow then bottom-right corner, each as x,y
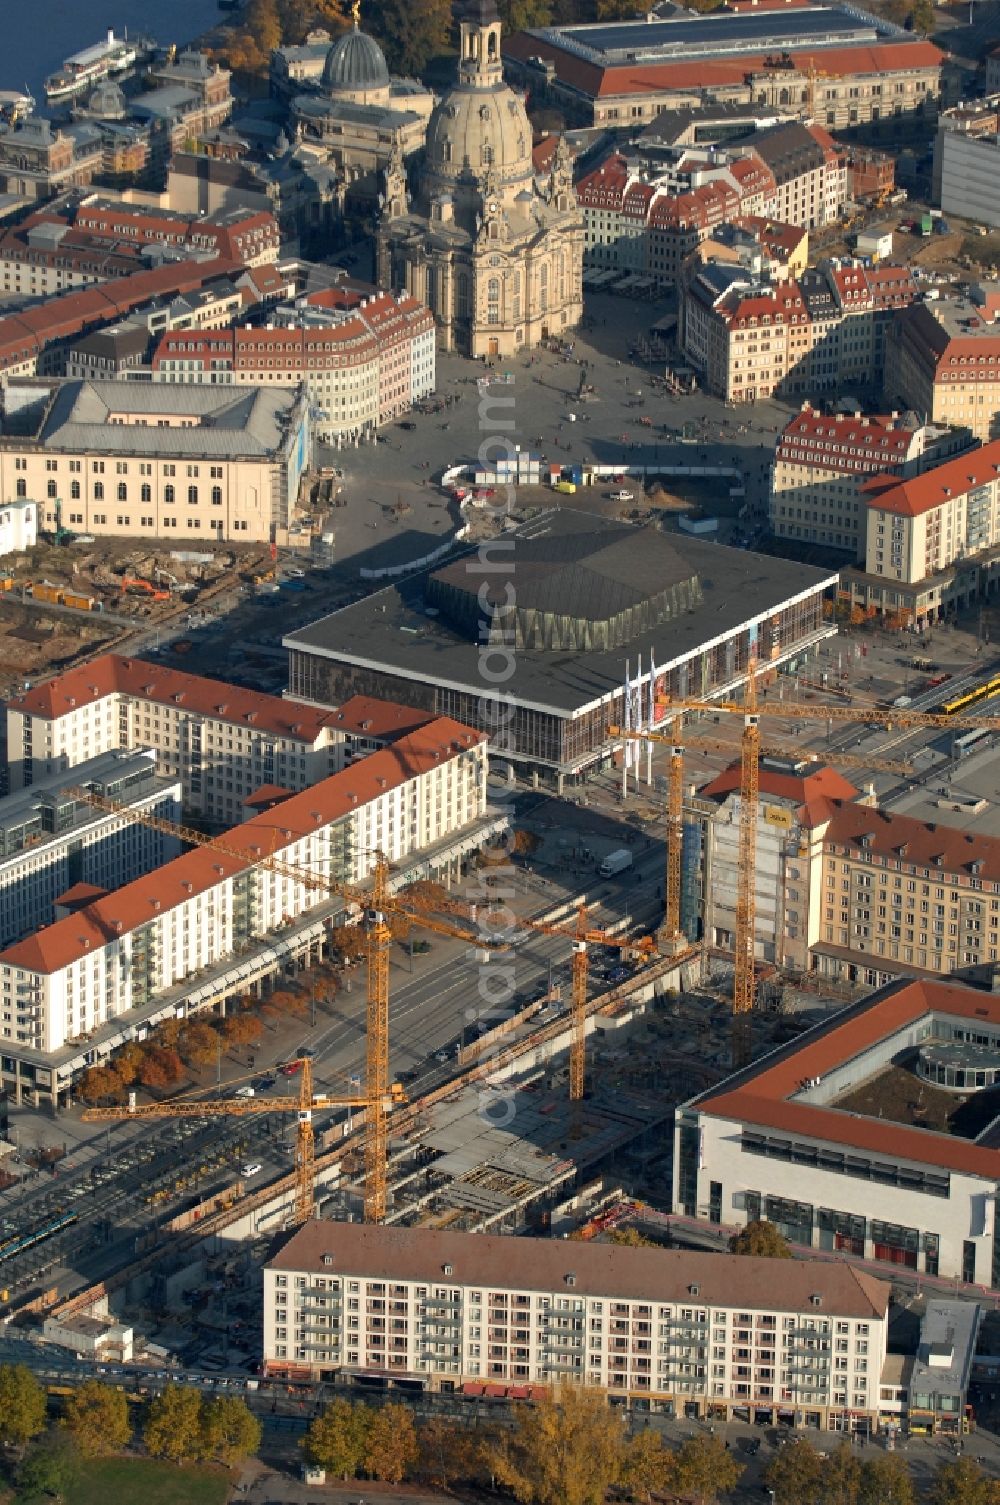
44,30 -> 148,102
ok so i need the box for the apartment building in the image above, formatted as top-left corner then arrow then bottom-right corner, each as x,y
733,121 -> 846,231
770,406 -> 936,556
0,749 -> 181,949
262,1222 -> 890,1430
0,203 -> 279,300
0,717 -> 487,1057
697,758 -> 862,975
842,437 -> 1000,622
0,116 -> 102,204
149,289 -> 436,444
503,9 -> 941,131
681,258 -> 918,402
6,656 -> 353,818
886,290 -> 1000,444
0,379 -> 310,548
675,978 -> 1000,1287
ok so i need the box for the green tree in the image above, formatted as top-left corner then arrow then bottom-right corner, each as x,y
674,1434 -> 742,1505
621,1427 -> 678,1503
819,1442 -> 861,1505
363,1403 -> 418,1484
370,0 -> 452,75
765,1438 -> 822,1505
929,1455 -> 995,1505
0,1366 -> 47,1451
16,1433 -> 79,1503
858,1454 -> 914,1505
484,1385 -> 627,1505
728,1219 -> 792,1258
143,1385 -> 205,1464
304,1397 -> 369,1479
201,1394 -> 262,1465
62,1380 -> 131,1458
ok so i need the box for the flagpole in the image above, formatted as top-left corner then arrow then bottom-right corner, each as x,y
622,658 -> 629,801
646,652 -> 653,786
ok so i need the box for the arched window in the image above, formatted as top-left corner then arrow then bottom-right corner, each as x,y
71,481 -> 80,500
46,479 -> 56,499
211,486 -> 222,506
140,483 -> 151,503
487,276 -> 500,325
488,29 -> 498,60
117,482 -> 127,502
539,263 -> 549,313
455,272 -> 470,319
15,478 -> 25,498
164,484 -> 174,504
94,481 -> 104,500
188,485 -> 198,505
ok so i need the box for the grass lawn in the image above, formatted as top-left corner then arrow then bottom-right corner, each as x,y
65,1457 -> 231,1505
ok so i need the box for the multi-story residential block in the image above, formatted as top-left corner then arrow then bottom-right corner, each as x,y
0,201 -> 279,300
696,756 -> 1000,988
4,655 -> 434,823
697,758 -> 863,975
504,9 -> 941,131
0,379 -> 310,547
770,406 -> 949,555
733,121 -> 846,230
0,716 -> 487,1063
885,289 -> 1000,445
842,437 -> 1000,621
262,1221 -> 890,1431
150,288 -> 435,444
933,98 -> 1000,232
681,259 -> 917,402
675,977 -> 1000,1286
0,749 -> 181,949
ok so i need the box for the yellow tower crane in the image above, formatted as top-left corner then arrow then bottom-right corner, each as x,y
644,685 -> 1000,1065
81,1055 -> 405,1225
67,787 -> 493,1224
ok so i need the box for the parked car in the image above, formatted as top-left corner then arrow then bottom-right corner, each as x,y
240,1162 -> 263,1178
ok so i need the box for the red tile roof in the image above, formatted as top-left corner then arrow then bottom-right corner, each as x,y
863,439 -> 1000,518
825,799 -> 1000,882
700,761 -> 858,825
328,695 -> 436,739
503,34 -> 941,102
8,654 -> 337,743
697,978 -> 1000,1179
0,717 -> 485,976
775,406 -> 917,477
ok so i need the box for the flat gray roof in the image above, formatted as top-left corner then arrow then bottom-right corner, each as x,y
285,510 -> 835,716
911,1300 -> 981,1395
529,6 -> 883,64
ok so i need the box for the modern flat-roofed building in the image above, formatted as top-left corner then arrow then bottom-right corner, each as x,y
262,1221 -> 890,1431
284,509 -> 837,789
674,977 -> 1000,1287
503,8 -> 941,130
0,715 -> 487,1063
0,748 -> 181,949
906,1300 -> 981,1437
933,99 -> 1000,233
0,378 -> 310,547
4,655 -> 435,825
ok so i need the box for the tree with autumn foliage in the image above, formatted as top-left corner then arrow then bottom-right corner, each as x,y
362,1403 -> 418,1484
729,1219 -> 792,1258
138,1045 -> 184,1091
114,1040 -> 145,1084
484,1384 -> 627,1505
222,1012 -> 263,1046
179,1020 -> 219,1068
77,1066 -> 125,1105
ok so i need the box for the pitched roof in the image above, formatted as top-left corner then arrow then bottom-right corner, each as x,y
694,978 -> 1000,1179
8,653 -> 337,742
327,695 -> 436,739
700,760 -> 858,820
863,439 -> 1000,518
776,405 -> 917,476
267,1221 -> 891,1318
0,717 -> 485,976
825,799 -> 1000,882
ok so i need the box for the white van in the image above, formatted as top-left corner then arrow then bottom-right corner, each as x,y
609,488 -> 634,502
233,1085 -> 255,1099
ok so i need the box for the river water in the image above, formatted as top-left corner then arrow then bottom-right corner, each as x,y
9,0 -> 223,106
